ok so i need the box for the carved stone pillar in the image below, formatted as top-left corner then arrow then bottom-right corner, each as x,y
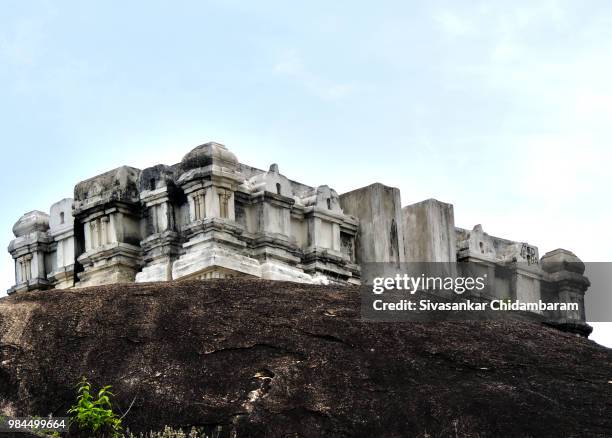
189,191 -> 206,221
91,220 -> 99,249
100,216 -> 109,245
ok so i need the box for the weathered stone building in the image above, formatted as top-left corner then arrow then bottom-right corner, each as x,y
7,142 -> 590,333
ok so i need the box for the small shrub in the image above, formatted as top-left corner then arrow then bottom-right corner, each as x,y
126,425 -> 222,438
68,377 -> 123,437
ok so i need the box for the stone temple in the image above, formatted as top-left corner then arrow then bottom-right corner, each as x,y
7,142 -> 591,334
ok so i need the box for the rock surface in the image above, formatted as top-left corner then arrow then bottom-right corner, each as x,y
0,279 -> 611,437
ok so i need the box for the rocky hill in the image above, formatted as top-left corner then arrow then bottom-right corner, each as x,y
0,279 -> 611,437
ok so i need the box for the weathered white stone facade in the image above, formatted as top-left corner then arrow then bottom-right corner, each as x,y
7,142 -> 591,334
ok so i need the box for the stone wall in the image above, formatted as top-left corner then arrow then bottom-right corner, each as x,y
8,143 -> 361,291
6,142 -> 591,333
339,183 -> 404,264
403,198 -> 456,263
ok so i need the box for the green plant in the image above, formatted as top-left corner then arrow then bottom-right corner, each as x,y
68,377 -> 122,437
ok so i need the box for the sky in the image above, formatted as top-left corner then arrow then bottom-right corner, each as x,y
1,0 -> 611,345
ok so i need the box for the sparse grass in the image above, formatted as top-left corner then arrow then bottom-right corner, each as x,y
125,426 -> 223,438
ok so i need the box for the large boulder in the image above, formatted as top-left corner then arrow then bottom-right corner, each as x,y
0,279 -> 611,437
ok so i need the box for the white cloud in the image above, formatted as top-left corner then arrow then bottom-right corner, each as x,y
434,9 -> 476,37
273,49 -> 356,100
0,3 -> 56,68
272,49 -> 304,76
0,18 -> 42,66
490,39 -> 523,63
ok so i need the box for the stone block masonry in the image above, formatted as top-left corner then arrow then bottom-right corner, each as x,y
6,141 -> 591,335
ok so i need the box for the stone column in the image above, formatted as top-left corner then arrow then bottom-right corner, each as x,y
57,239 -> 64,267
84,221 -> 92,251
204,187 -> 215,218
108,214 -> 118,243
156,203 -> 167,232
17,258 -> 24,283
91,221 -> 99,249
332,223 -> 341,251
150,205 -> 159,233
198,193 -> 206,220
100,216 -> 109,245
190,191 -> 207,221
21,258 -> 26,282
32,251 -> 47,281
24,254 -> 32,281
312,217 -> 322,247
219,189 -> 232,219
227,192 -> 235,221
112,213 -> 124,243
188,195 -> 196,222
167,203 -> 175,231
281,206 -> 290,236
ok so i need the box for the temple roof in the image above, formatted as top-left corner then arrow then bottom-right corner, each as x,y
178,142 -> 238,174
73,165 -> 141,203
12,210 -> 50,237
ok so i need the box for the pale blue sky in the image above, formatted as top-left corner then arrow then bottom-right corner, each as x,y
1,1 -> 611,344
